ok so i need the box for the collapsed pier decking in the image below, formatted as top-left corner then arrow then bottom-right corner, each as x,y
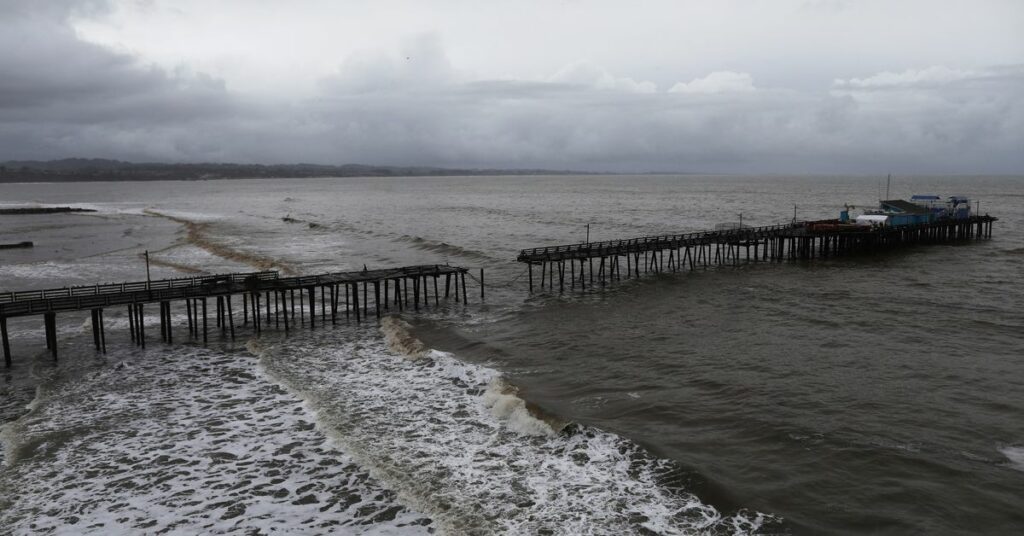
516,215 -> 997,292
1,265 -> 472,367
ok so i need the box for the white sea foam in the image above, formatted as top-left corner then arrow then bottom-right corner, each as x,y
144,208 -> 224,223
0,260 -> 118,283
0,307 -> 195,348
999,446 -> 1024,472
148,243 -> 255,274
0,344 -> 431,535
257,326 -> 772,534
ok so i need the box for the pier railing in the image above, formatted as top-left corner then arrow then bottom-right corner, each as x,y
0,265 -> 468,318
516,215 -> 998,264
1,263 -> 476,366
0,271 -> 279,304
516,215 -> 997,293
517,223 -> 799,262
262,265 -> 466,290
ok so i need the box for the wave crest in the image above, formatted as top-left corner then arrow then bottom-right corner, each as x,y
483,378 -> 570,437
396,235 -> 495,262
380,316 -> 428,359
144,209 -> 296,274
1000,446 -> 1024,472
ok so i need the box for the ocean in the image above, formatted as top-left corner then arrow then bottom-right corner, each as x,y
1,175 -> 1021,535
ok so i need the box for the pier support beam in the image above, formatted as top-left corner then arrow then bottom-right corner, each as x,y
44,312 -> 57,360
99,308 -> 106,353
137,304 -> 145,349
352,283 -> 360,323
91,309 -> 102,351
308,287 -> 316,329
186,299 -> 194,338
253,293 -> 261,334
128,305 -> 135,343
281,291 -> 290,333
375,281 -> 381,319
331,285 -> 339,323
91,309 -> 107,353
227,295 -> 235,340
201,298 -> 207,343
2,317 -> 11,368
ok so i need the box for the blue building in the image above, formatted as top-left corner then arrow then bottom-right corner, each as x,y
878,199 -> 934,226
850,195 -> 974,227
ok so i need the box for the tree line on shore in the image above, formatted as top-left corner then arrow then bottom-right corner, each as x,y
0,158 -> 578,182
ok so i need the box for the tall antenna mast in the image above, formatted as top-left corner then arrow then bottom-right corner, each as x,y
885,174 -> 891,200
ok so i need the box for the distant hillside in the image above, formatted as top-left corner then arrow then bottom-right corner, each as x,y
0,159 -> 582,182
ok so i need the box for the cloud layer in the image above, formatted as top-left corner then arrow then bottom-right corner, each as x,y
0,1 -> 1021,173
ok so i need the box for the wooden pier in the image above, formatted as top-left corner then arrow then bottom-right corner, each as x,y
1,265 -> 472,367
517,216 -> 997,292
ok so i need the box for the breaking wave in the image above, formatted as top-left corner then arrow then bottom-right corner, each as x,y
254,324 -> 773,534
144,209 -> 297,275
380,316 -> 428,359
380,318 -> 570,436
395,235 -> 496,263
1000,446 -> 1024,472
482,377 -> 570,437
142,255 -> 205,274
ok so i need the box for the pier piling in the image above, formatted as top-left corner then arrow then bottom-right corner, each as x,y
2,317 -> 11,367
202,298 -> 207,344
0,265 -> 475,366
517,216 -> 998,294
44,312 -> 57,359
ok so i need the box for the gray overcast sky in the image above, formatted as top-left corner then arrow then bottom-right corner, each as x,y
1,0 -> 1022,173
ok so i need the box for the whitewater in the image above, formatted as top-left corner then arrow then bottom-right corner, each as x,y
0,179 -> 771,535
3,174 -> 1022,534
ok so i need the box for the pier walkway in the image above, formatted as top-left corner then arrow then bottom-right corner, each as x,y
1,265 -> 472,367
517,215 -> 997,292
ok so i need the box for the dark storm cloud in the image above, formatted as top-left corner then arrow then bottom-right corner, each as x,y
303,52 -> 1024,173
0,0 -> 241,161
0,1 -> 1021,173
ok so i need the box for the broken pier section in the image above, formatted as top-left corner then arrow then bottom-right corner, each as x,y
0,265 -> 472,367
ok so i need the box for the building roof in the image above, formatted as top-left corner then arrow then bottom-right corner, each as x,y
881,199 -> 931,214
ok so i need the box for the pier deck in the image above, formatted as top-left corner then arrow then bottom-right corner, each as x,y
1,265 -> 472,367
517,215 -> 997,292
